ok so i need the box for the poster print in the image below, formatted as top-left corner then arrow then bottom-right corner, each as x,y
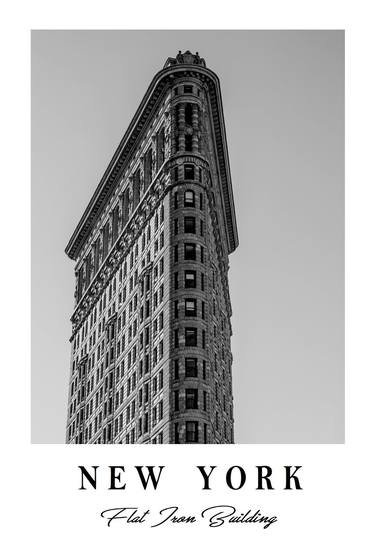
29,29 -> 346,541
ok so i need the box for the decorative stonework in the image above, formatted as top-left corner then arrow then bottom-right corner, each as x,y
71,172 -> 170,334
163,50 -> 206,69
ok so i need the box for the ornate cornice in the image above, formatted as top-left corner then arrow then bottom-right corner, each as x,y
65,54 -> 238,261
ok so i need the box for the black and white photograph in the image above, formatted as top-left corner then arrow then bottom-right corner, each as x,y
3,2 -> 375,543
31,30 -> 344,445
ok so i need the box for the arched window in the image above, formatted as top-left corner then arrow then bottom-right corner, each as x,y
184,190 -> 195,207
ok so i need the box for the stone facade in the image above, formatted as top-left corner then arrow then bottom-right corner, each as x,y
65,51 -> 239,444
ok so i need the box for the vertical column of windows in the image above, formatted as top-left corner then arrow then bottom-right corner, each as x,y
192,103 -> 199,153
177,103 -> 185,152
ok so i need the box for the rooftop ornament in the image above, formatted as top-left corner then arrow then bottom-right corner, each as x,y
163,50 -> 206,69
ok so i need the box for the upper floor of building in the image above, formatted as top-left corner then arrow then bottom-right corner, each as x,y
65,51 -> 238,268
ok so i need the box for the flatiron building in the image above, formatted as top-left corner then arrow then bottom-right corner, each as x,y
65,50 -> 239,444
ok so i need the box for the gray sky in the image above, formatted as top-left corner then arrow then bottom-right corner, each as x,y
31,30 -> 344,444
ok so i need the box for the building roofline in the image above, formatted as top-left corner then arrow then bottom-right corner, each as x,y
65,59 -> 239,260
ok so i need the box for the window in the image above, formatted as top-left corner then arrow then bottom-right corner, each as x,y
175,423 -> 179,443
185,134 -> 192,152
174,218 -> 178,235
174,300 -> 179,318
185,328 -> 197,347
185,357 -> 197,378
156,128 -> 165,170
200,246 -> 204,263
159,369 -> 163,390
174,166 -> 179,182
185,299 -> 197,317
184,190 -> 195,207
185,103 -> 193,125
111,206 -> 119,244
174,272 -> 179,289
184,243 -> 196,260
144,147 -> 153,189
186,389 -> 198,409
174,329 -> 179,348
174,245 -> 179,262
159,339 -> 163,360
102,222 -> 110,260
186,421 -> 198,443
174,390 -> 179,411
174,359 -> 179,380
184,85 -> 193,94
184,165 -> 194,180
184,216 -> 196,234
185,271 -> 196,288
133,169 -> 141,210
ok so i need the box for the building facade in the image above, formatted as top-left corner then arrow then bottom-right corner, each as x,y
65,51 -> 238,444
